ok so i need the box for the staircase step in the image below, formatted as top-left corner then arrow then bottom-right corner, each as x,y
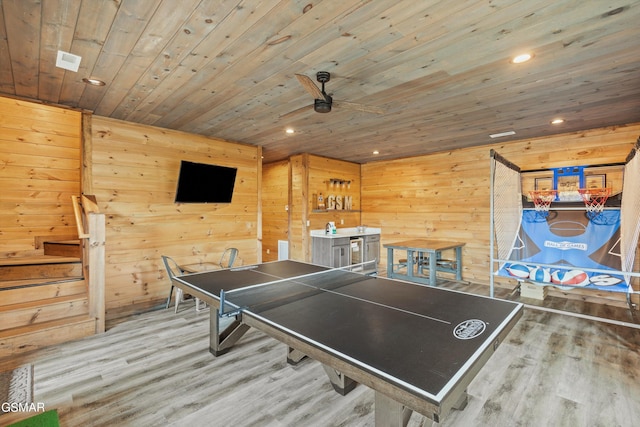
0,295 -> 89,330
0,315 -> 96,358
0,255 -> 81,266
0,279 -> 86,307
43,240 -> 81,257
0,256 -> 82,281
0,277 -> 81,290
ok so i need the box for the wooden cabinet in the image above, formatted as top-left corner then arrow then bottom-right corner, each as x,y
332,241 -> 351,268
363,234 -> 380,265
312,237 -> 350,268
312,234 -> 380,270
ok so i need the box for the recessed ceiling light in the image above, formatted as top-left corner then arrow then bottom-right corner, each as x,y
512,53 -> 533,64
82,77 -> 105,86
551,118 -> 565,124
285,128 -> 294,134
489,130 -> 516,139
373,150 -> 379,155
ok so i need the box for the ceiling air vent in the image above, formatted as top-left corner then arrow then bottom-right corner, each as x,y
56,50 -> 82,72
489,130 -> 516,139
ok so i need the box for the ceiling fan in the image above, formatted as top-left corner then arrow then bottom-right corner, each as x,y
293,71 -> 384,115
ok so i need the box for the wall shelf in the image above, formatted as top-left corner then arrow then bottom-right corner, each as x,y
312,209 -> 361,213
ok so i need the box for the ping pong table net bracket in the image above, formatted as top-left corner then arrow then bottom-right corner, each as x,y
219,289 -> 244,318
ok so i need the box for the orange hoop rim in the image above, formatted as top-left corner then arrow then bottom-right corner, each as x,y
529,190 -> 557,212
530,189 -> 557,199
577,187 -> 611,198
577,187 -> 611,213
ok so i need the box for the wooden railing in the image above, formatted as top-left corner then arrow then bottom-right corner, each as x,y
72,195 -> 106,333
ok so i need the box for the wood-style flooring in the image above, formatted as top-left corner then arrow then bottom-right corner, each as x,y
2,281 -> 639,427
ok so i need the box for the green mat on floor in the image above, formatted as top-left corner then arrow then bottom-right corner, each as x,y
6,410 -> 59,427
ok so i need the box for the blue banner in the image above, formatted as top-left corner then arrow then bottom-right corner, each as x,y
497,209 -> 629,292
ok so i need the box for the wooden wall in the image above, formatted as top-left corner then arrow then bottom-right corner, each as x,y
0,97 -> 81,257
3,93 -> 638,315
89,117 -> 260,319
362,123 -> 640,305
265,154 -> 361,262
306,154 -> 361,236
262,160 -> 289,262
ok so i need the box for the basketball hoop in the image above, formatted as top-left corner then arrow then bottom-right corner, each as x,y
529,190 -> 557,218
578,187 -> 611,218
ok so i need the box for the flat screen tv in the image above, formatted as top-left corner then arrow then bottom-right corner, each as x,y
174,160 -> 237,203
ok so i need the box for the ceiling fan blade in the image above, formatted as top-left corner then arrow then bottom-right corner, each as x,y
280,104 -> 314,119
295,74 -> 327,101
333,100 -> 385,115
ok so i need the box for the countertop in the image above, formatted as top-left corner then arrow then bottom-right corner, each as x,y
310,227 -> 381,238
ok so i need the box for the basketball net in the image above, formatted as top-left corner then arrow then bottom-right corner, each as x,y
578,187 -> 611,218
529,190 -> 557,217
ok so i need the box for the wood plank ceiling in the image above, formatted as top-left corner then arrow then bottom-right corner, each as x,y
1,0 -> 639,164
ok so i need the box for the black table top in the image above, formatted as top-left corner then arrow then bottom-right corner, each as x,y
176,260 -> 522,404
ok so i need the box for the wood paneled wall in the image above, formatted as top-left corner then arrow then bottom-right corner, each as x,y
293,154 -> 361,262
362,123 -> 640,304
0,97 -> 81,257
306,154 -> 361,233
89,117 -> 260,318
4,94 -> 638,314
262,160 -> 289,262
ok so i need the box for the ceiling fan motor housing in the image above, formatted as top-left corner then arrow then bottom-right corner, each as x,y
314,95 -> 332,113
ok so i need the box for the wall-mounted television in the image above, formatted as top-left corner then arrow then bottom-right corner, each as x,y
174,160 -> 237,203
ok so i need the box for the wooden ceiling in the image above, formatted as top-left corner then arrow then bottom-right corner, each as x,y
1,1 -> 639,164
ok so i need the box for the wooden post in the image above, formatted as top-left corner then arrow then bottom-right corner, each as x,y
257,146 -> 263,263
88,213 -> 106,333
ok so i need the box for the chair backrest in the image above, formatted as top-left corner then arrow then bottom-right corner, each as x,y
219,248 -> 239,268
161,255 -> 184,280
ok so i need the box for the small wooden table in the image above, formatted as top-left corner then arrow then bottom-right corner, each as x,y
384,239 -> 465,286
181,262 -> 223,274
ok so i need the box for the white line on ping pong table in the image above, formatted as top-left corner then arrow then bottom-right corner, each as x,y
222,262 -> 451,325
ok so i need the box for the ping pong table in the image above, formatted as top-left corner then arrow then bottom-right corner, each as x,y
174,260 -> 522,426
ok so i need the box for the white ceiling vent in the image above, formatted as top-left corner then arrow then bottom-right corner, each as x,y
489,130 -> 516,139
56,50 -> 82,72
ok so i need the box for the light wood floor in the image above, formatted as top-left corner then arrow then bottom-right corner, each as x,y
2,284 -> 640,427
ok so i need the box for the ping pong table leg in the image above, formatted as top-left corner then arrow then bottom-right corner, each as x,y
452,389 -> 468,411
322,365 -> 357,396
374,391 -> 413,427
209,306 -> 250,356
288,349 -> 357,395
286,347 -> 307,365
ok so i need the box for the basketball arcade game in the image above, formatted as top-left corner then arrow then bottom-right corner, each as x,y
489,138 -> 640,312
